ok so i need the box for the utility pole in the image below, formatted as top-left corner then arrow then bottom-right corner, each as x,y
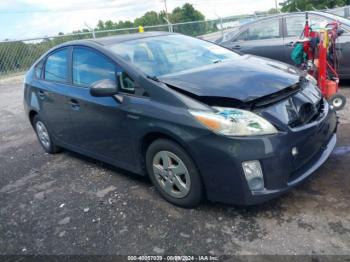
275,0 -> 278,13
163,0 -> 170,24
162,0 -> 172,32
214,13 -> 224,38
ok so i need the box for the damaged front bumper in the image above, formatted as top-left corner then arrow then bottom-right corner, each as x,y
248,133 -> 336,205
188,100 -> 338,206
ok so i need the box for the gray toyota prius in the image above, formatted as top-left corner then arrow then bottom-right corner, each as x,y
24,32 -> 337,207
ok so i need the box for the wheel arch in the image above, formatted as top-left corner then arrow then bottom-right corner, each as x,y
139,131 -> 207,198
29,110 -> 38,126
141,132 -> 180,155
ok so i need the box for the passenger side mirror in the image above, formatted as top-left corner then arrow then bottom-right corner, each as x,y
90,79 -> 119,97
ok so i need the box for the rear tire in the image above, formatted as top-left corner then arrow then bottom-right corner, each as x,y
146,139 -> 204,208
33,115 -> 61,154
329,94 -> 346,111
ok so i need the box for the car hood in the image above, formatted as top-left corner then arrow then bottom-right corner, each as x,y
158,55 -> 303,103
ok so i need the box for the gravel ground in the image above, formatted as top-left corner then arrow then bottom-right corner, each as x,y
0,76 -> 350,257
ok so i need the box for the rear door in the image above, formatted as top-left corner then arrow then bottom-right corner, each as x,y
327,18 -> 350,78
282,14 -> 306,65
37,47 -> 76,145
227,17 -> 285,61
283,13 -> 350,77
282,14 -> 329,64
337,29 -> 350,78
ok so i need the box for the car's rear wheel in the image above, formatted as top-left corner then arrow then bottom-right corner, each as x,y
33,115 -> 60,154
146,139 -> 204,208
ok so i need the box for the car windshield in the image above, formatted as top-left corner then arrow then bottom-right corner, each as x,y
108,34 -> 240,77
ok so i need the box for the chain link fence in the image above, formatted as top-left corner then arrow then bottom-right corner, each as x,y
0,17 -> 229,78
1,5 -> 349,78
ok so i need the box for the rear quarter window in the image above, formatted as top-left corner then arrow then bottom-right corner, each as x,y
34,59 -> 44,79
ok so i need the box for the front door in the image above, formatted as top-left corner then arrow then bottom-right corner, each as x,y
67,46 -> 135,168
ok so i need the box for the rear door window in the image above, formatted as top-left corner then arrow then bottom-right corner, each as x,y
44,48 -> 68,82
285,16 -> 305,37
285,15 -> 331,37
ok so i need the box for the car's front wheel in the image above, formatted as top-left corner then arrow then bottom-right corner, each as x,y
146,139 -> 204,208
33,115 -> 60,154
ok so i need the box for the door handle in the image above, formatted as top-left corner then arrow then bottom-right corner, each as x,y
126,114 -> 140,120
285,41 -> 294,47
38,90 -> 46,99
69,99 -> 80,110
232,45 -> 241,50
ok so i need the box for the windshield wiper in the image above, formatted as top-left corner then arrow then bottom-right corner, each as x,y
213,59 -> 222,64
147,75 -> 160,82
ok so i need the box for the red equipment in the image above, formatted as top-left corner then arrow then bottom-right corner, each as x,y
301,12 -> 346,110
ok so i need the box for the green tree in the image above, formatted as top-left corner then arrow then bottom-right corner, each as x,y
170,3 -> 206,36
134,11 -> 162,26
280,0 -> 350,12
104,20 -> 115,30
93,3 -> 207,36
97,20 -> 105,30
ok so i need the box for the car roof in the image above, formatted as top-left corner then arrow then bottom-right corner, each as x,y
63,31 -> 175,47
244,11 -> 349,25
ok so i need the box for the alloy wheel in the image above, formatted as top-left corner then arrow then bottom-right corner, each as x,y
36,121 -> 51,149
152,151 -> 191,198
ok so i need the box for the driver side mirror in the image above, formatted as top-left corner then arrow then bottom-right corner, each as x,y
90,79 -> 119,97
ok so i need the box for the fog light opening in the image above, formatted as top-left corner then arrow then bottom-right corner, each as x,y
242,161 -> 264,191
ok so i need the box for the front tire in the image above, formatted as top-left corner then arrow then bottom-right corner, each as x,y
33,115 -> 60,154
146,139 -> 204,208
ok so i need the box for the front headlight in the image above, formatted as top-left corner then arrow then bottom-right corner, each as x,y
189,107 -> 277,136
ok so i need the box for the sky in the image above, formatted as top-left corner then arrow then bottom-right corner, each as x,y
0,0 -> 279,40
